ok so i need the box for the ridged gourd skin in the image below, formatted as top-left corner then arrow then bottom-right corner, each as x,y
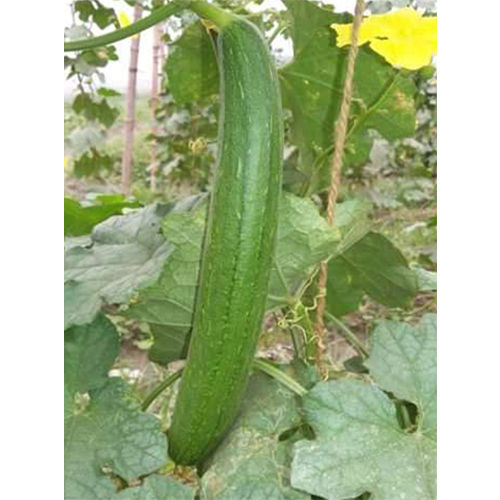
167,16 -> 283,465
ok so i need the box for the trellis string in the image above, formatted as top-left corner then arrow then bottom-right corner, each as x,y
314,0 -> 366,377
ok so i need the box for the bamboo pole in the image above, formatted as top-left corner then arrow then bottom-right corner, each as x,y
121,3 -> 143,195
149,22 -> 162,191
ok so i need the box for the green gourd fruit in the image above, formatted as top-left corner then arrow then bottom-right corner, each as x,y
167,3 -> 283,465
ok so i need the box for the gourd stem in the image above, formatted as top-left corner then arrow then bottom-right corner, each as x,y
189,1 -> 238,27
141,368 -> 184,411
325,311 -> 369,358
64,2 -> 185,52
253,359 -> 307,397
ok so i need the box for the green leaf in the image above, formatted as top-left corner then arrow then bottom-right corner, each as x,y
65,379 -> 168,500
74,0 -> 116,28
268,193 -> 343,306
166,21 -> 219,104
117,475 -> 194,499
81,49 -> 109,67
65,24 -> 91,40
200,370 -> 309,500
73,93 -> 120,127
343,355 -> 368,374
64,315 -> 169,499
69,124 -> 104,156
291,315 -> 436,500
329,198 -> 372,254
74,0 -> 95,21
94,99 -> 120,128
64,197 -> 140,236
126,193 -> 344,365
93,5 -> 116,30
64,203 -> 173,328
327,232 -> 418,316
64,314 -> 120,407
126,206 -> 205,364
72,92 -> 91,114
98,87 -> 122,97
280,0 -> 416,193
73,150 -> 114,178
366,314 -> 437,437
324,258 -> 364,317
413,266 -> 437,291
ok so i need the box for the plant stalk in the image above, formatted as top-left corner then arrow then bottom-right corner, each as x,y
188,1 -> 237,27
253,359 -> 307,397
296,302 -> 317,363
142,358 -> 307,412
325,311 -> 369,358
64,2 -> 185,52
142,368 -> 184,411
290,327 -> 304,359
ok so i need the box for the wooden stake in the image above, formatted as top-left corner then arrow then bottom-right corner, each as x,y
121,3 -> 143,196
150,22 -> 162,192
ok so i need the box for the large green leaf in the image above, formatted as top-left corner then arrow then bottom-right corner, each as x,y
413,266 -> 437,291
324,257 -> 364,317
366,314 -> 437,437
64,203 -> 174,328
268,193 -> 343,306
126,193 -> 358,365
64,196 -> 140,236
291,314 -> 436,500
64,314 -> 119,403
125,205 -> 206,364
72,92 -> 120,128
73,150 -> 114,178
117,475 -> 194,500
326,231 -> 418,316
280,0 -> 416,193
200,369 -> 309,500
65,379 -> 169,500
166,21 -> 219,104
329,198 -> 372,254
64,316 -> 169,499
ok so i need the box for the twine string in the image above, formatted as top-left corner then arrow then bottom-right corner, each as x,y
314,0 -> 366,377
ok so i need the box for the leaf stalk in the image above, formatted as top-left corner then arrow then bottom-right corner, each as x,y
141,358 -> 308,411
141,368 -> 183,411
253,358 -> 308,397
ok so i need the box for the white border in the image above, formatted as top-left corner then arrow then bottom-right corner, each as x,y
439,0 -> 500,497
1,1 -> 63,495
2,0 -> 500,496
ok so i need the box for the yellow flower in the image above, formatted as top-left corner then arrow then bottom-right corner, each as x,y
331,8 -> 437,70
64,157 -> 68,168
118,11 -> 131,28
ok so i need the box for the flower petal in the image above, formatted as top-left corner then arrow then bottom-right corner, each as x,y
331,8 -> 437,70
